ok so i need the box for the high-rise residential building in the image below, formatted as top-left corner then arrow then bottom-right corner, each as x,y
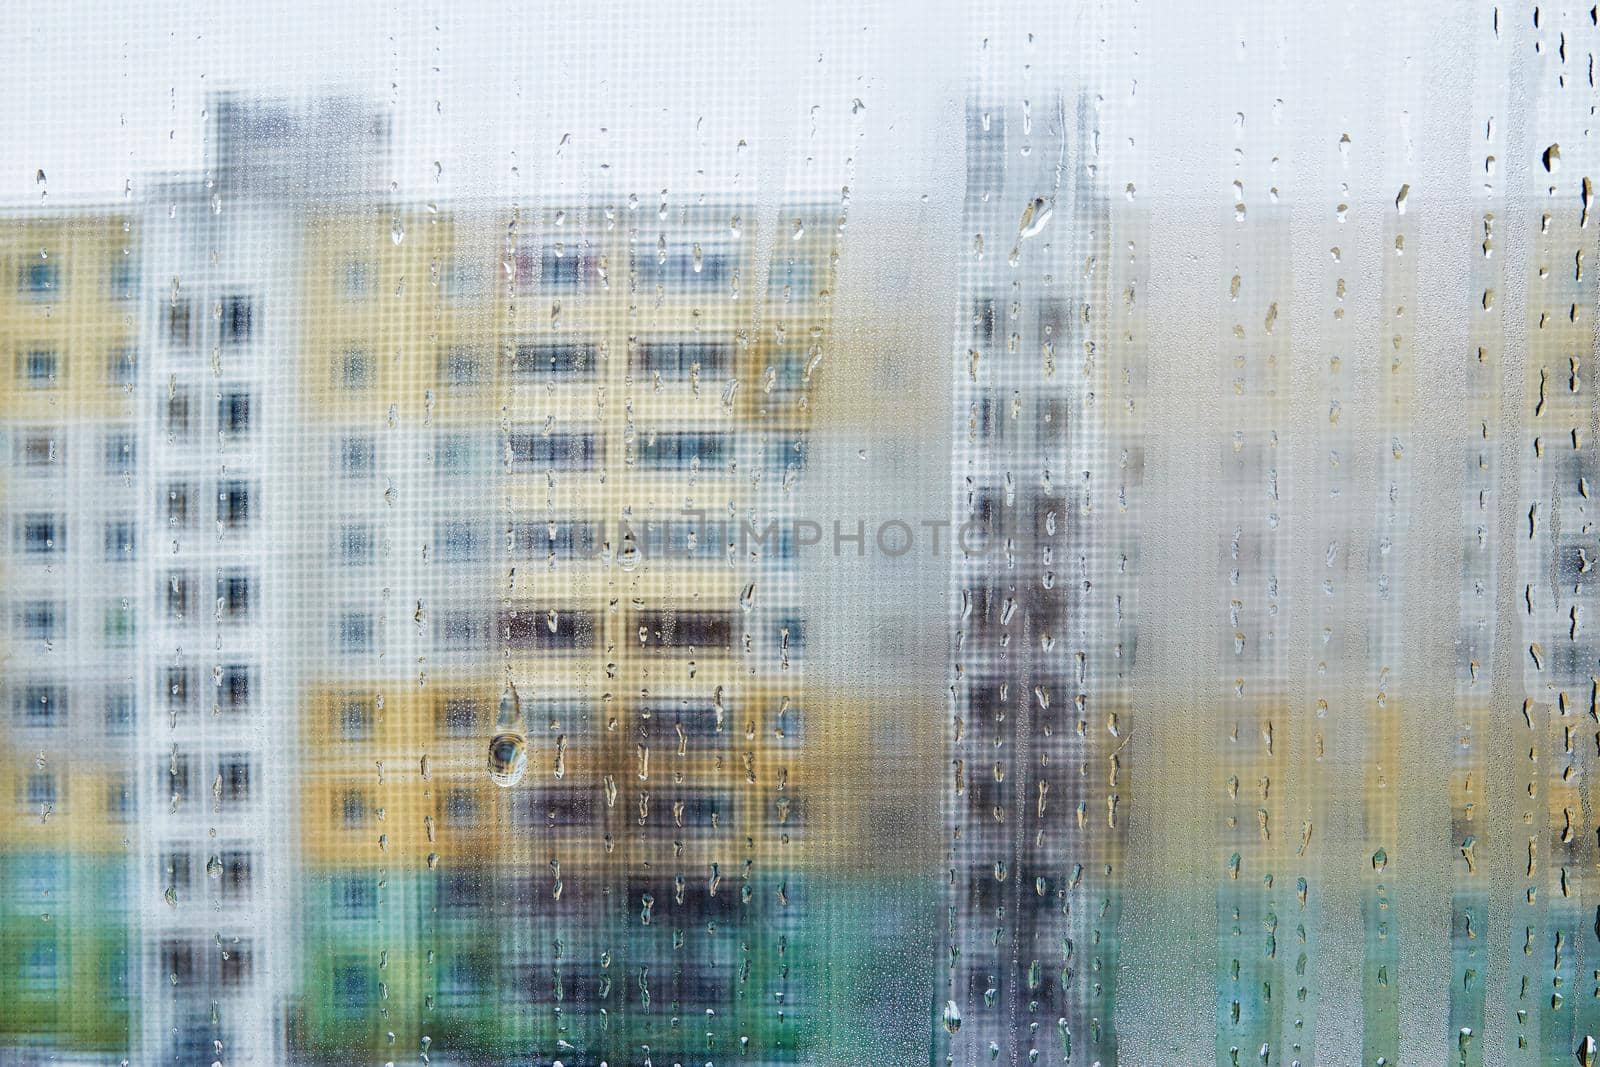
942,94 -> 1145,1067
284,185 -> 843,1064
0,93 -> 887,1067
126,95 -> 394,1064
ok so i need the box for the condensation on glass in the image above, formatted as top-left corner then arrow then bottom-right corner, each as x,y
0,3 -> 1596,1066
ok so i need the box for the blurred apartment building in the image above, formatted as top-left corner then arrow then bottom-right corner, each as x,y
941,95 -> 1144,1067
0,94 -> 900,1066
936,89 -> 1597,1067
0,209 -> 141,1061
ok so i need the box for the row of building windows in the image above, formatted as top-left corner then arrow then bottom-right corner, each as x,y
14,240 -> 818,326
14,258 -> 138,301
501,245 -> 743,293
158,939 -> 253,989
8,603 -> 799,670
159,752 -> 253,807
3,853 -> 131,903
10,302 -> 249,391
9,426 -> 792,484
9,346 -> 139,389
386,340 -> 612,388
164,294 -> 254,348
13,761 -> 246,821
325,956 -> 743,1019
329,235 -> 822,303
157,569 -> 255,620
10,575 -> 249,643
7,342 -> 789,396
11,487 -> 253,553
320,864 -> 758,927
8,339 -> 811,395
11,598 -> 143,645
9,686 -> 136,732
325,694 -> 799,745
333,606 -> 599,654
161,848 -> 253,903
7,600 -> 801,660
17,773 -> 792,869
329,518 -> 793,565
12,682 -> 800,743
496,430 -> 730,471
6,939 -> 131,999
328,783 -> 759,841
11,664 -> 256,728
12,429 -> 139,473
10,597 -> 798,666
429,430 -> 788,476
419,338 -> 735,387
162,387 -> 253,436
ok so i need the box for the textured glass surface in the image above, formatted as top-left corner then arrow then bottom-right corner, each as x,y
1,2 -> 1598,1065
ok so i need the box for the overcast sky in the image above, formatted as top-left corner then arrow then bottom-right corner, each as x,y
0,0 -> 1587,208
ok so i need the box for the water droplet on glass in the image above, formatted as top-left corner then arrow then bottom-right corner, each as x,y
489,682 -> 528,786
488,732 -> 527,787
1017,196 -> 1052,240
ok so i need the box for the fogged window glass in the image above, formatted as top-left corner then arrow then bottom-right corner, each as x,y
1,3 -> 1597,1066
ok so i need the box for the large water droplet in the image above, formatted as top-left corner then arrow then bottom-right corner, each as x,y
1017,196 -> 1053,240
488,732 -> 528,787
